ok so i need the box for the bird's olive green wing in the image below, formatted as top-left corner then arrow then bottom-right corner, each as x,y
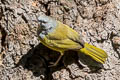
65,23 -> 85,47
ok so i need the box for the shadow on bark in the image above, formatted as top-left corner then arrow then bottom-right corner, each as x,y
14,43 -> 104,80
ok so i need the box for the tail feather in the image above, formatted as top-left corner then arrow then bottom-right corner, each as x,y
80,43 -> 108,64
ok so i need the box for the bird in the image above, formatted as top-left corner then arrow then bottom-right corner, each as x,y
37,15 -> 108,67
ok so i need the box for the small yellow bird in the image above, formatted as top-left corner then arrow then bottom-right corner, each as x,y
37,15 -> 108,67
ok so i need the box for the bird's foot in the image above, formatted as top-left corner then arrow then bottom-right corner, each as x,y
48,62 -> 58,67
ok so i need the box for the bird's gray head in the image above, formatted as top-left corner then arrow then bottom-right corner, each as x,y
38,15 -> 57,31
37,15 -> 57,38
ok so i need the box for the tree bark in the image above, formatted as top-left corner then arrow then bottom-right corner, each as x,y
0,0 -> 120,80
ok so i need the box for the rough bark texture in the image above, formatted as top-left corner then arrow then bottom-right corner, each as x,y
0,0 -> 120,80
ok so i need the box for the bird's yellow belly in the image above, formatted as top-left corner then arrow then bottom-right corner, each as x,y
40,38 -> 65,53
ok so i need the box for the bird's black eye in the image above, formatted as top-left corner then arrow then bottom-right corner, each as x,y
39,20 -> 47,23
42,21 -> 47,23
49,27 -> 52,30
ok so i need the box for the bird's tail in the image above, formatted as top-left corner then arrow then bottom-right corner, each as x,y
79,43 -> 108,64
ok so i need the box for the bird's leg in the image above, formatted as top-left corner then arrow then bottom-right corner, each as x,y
48,54 -> 63,67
